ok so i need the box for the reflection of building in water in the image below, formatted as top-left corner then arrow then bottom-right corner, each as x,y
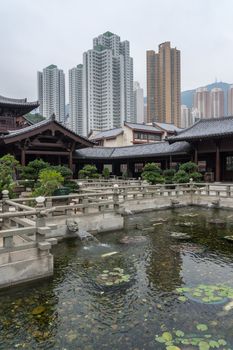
145,229 -> 183,292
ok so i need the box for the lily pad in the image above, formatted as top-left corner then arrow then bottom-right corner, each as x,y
31,305 -> 46,315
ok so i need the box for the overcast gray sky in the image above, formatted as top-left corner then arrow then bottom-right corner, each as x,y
1,0 -> 233,101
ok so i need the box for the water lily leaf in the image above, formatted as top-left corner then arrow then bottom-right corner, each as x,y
209,340 -> 220,348
175,330 -> 184,337
198,341 -> 210,350
196,324 -> 208,332
162,332 -> 173,342
31,306 -> 46,315
218,339 -> 227,346
166,346 -> 181,350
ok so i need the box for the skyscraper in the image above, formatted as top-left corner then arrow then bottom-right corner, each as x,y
133,82 -> 144,123
193,87 -> 211,119
181,105 -> 194,128
210,88 -> 224,118
146,42 -> 181,126
37,65 -> 65,122
228,85 -> 233,116
83,31 -> 134,133
69,64 -> 86,136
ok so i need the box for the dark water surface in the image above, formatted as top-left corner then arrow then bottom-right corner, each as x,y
1,208 -> 233,349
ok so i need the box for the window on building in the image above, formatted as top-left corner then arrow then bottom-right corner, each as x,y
103,164 -> 112,173
226,156 -> 233,171
120,164 -> 127,173
198,161 -> 207,172
134,163 -> 144,173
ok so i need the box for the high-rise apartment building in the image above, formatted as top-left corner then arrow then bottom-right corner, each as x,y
146,42 -> 181,126
83,31 -> 134,133
133,82 -> 144,123
69,65 -> 86,136
193,87 -> 211,119
210,88 -> 224,118
37,65 -> 65,123
181,105 -> 194,128
228,85 -> 233,116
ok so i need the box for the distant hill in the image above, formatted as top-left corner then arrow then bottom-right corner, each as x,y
181,82 -> 232,114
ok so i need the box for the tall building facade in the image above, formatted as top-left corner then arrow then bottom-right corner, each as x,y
228,85 -> 233,116
37,65 -> 65,123
146,42 -> 181,127
193,87 -> 224,119
83,31 -> 134,133
193,87 -> 211,119
69,65 -> 86,136
133,82 -> 144,123
210,88 -> 224,118
181,105 -> 194,128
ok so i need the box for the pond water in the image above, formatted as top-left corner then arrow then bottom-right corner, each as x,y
2,208 -> 233,349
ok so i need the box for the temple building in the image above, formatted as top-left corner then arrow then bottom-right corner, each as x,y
0,95 -> 93,171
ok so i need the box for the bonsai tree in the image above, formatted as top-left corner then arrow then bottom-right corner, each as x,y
78,164 -> 99,179
163,169 -> 176,184
102,167 -> 110,179
0,154 -> 20,197
173,161 -> 202,183
141,163 -> 165,184
51,165 -> 73,180
21,159 -> 50,181
33,169 -> 64,196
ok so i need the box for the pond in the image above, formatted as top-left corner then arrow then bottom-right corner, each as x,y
1,208 -> 233,349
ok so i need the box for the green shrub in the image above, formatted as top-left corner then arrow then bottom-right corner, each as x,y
102,167 -> 110,179
163,169 -> 176,184
33,169 -> 64,197
0,154 -> 20,197
78,165 -> 99,179
179,161 -> 198,174
173,170 -> 190,183
21,159 -> 50,181
172,162 -> 202,183
141,163 -> 164,184
51,165 -> 73,180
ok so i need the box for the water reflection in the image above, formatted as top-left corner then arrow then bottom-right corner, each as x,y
0,208 -> 233,349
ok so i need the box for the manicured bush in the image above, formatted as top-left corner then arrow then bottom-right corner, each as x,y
163,169 -> 176,184
33,169 -> 64,196
21,159 -> 50,181
141,163 -> 164,184
102,167 -> 110,179
78,165 -> 99,179
0,154 -> 20,197
172,162 -> 203,183
51,165 -> 73,180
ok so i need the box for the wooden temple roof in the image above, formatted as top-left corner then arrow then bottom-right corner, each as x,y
169,116 -> 233,143
75,141 -> 191,160
0,118 -> 94,148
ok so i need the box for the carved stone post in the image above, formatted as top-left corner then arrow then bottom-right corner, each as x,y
113,184 -> 119,211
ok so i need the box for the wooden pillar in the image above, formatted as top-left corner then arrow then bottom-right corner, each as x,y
21,148 -> 25,166
169,155 -> 172,169
215,143 -> 220,182
194,147 -> 198,164
69,151 -> 73,170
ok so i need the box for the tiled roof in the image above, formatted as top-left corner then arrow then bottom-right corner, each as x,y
125,122 -> 162,132
90,128 -> 123,140
1,118 -> 94,145
169,116 -> 233,142
154,122 -> 182,132
75,141 -> 190,159
0,95 -> 39,107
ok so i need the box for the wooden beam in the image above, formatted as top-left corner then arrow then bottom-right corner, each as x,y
25,150 -> 69,155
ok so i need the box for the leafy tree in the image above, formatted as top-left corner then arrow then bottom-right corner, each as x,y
21,159 -> 50,181
141,163 -> 165,184
102,167 -> 110,179
78,164 -> 99,179
0,154 -> 20,197
163,169 -> 176,184
51,165 -> 73,180
172,162 -> 202,183
33,169 -> 64,196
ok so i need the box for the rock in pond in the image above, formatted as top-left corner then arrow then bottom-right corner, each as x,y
224,236 -> 233,242
119,236 -> 147,244
170,232 -> 191,240
208,219 -> 226,228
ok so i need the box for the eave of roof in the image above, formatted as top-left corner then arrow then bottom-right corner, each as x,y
168,116 -> 233,143
0,118 -> 94,147
75,141 -> 190,160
